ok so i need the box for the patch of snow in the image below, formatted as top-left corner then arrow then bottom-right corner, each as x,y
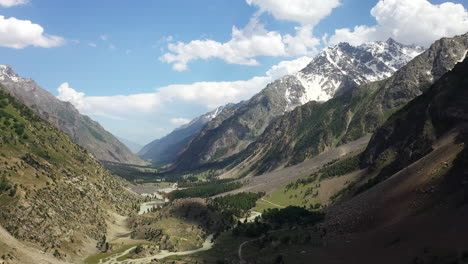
458,49 -> 468,63
294,72 -> 333,104
0,65 -> 20,83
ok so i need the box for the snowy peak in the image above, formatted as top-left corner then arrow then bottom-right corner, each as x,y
360,39 -> 425,71
0,65 -> 23,83
282,39 -> 425,111
175,104 -> 231,132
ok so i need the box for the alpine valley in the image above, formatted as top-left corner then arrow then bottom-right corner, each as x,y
1,3 -> 468,264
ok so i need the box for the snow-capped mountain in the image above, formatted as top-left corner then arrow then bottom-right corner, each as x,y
283,38 -> 425,110
0,65 -> 23,82
171,39 -> 425,171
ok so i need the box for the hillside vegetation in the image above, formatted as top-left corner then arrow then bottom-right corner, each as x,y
0,87 -> 140,262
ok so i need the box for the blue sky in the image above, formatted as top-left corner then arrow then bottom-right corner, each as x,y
0,0 -> 467,145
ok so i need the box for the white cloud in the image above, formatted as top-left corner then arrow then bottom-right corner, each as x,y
283,25 -> 320,56
0,15 -> 64,49
88,42 -> 97,47
158,76 -> 271,108
265,56 -> 311,80
161,18 -> 319,71
57,56 -> 311,119
246,0 -> 340,25
100,35 -> 108,41
0,0 -> 28,7
57,82 -> 161,120
329,0 -> 468,47
170,118 -> 191,126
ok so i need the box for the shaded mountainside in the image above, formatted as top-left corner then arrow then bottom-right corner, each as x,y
208,55 -> 468,264
0,65 -> 144,165
220,33 -> 468,177
173,39 -> 423,172
138,105 -> 230,166
312,57 -> 468,264
361,55 -> 468,185
0,86 -> 140,262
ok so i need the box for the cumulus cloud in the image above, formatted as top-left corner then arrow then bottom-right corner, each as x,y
0,0 -> 28,7
57,56 -> 311,119
246,0 -> 340,25
0,15 -> 64,49
161,18 -> 319,71
57,82 -> 161,120
329,0 -> 468,47
265,56 -> 311,80
160,0 -> 343,71
170,118 -> 191,126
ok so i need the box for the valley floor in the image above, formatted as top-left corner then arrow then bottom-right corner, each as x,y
218,135 -> 371,196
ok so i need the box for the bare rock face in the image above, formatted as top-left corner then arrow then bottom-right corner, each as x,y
172,39 -> 424,172
0,65 -> 144,165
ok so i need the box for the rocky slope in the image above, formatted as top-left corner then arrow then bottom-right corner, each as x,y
173,39 -> 424,172
208,56 -> 468,264
138,105 -> 235,166
220,33 -> 468,176
313,56 -> 468,264
0,86 -> 140,263
361,55 -> 468,184
0,65 -> 144,165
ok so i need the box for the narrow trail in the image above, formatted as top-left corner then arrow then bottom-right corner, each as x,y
260,198 -> 284,208
100,235 -> 214,264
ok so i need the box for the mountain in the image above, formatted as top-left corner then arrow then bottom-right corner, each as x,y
117,136 -> 143,154
138,105 -> 235,166
361,55 -> 468,185
218,33 -> 468,177
315,56 -> 468,264
0,65 -> 144,165
172,39 -> 424,172
0,85 -> 140,263
240,56 -> 468,264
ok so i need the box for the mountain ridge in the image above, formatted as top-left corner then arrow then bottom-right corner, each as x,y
172,39 -> 425,172
0,65 -> 144,165
0,85 -> 140,262
210,33 -> 468,177
138,104 -> 236,165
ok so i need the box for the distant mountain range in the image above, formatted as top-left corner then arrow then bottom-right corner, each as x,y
0,65 -> 144,165
138,104 -> 235,165
165,38 -> 424,172
117,136 -> 143,154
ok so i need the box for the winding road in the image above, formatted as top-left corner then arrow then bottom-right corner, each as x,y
100,234 -> 214,264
